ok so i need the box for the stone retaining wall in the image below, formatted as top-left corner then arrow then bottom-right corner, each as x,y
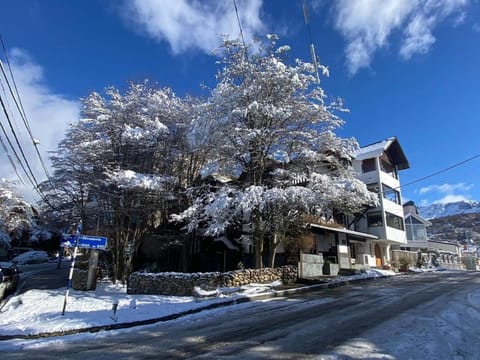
72,269 -> 97,291
127,266 -> 298,296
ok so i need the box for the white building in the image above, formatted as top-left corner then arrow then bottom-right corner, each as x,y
351,137 -> 410,268
305,137 -> 410,273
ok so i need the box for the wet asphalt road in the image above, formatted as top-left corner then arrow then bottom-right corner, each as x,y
1,271 -> 479,359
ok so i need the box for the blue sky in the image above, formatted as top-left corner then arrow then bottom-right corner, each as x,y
0,0 -> 479,206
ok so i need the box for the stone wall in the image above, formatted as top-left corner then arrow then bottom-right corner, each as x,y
393,249 -> 465,271
127,266 -> 298,296
72,269 -> 97,291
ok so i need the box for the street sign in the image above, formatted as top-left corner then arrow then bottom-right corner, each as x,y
77,235 -> 108,250
60,234 -> 108,250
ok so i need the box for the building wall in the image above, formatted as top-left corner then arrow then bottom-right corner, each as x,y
405,240 -> 462,256
353,157 -> 406,246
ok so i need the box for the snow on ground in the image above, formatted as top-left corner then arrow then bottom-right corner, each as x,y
1,268 -> 478,357
0,269 -> 393,338
0,280 -> 267,337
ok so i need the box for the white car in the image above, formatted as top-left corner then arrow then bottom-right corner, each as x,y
11,250 -> 49,265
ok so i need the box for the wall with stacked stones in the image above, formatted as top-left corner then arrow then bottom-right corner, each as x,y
127,266 -> 298,296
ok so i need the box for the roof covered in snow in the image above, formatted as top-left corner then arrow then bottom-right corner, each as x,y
354,137 -> 410,170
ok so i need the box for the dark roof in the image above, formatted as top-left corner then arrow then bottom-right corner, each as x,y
355,137 -> 410,170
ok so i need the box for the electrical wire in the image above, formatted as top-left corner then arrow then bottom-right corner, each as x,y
399,153 -> 480,190
303,0 -> 320,83
0,94 -> 36,185
0,92 -> 41,186
0,87 -> 53,206
0,34 -> 65,211
0,127 -> 25,185
233,0 -> 248,57
0,35 -> 52,179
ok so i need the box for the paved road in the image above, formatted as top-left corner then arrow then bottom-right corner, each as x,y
16,261 -> 70,293
2,271 -> 479,359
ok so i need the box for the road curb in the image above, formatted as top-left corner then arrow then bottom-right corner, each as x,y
0,275 -> 391,341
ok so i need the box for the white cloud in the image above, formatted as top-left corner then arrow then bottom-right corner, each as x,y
0,49 -> 80,202
419,182 -> 473,195
434,194 -> 470,204
400,13 -> 436,59
121,0 -> 266,55
419,182 -> 473,205
332,0 -> 468,74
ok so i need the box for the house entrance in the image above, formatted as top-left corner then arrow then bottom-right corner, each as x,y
374,244 -> 383,268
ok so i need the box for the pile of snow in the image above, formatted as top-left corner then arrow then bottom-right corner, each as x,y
11,251 -> 49,265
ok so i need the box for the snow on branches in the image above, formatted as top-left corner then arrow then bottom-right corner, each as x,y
177,35 -> 377,238
103,169 -> 172,191
41,35 -> 379,272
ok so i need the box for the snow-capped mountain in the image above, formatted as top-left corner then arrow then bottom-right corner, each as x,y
418,200 -> 480,219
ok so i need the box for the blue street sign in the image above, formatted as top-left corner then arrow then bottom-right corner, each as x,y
77,235 -> 108,250
60,234 -> 108,250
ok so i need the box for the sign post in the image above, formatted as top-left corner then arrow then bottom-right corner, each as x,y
60,223 -> 108,315
62,222 -> 82,316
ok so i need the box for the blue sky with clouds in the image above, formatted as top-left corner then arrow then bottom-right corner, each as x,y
0,0 -> 479,206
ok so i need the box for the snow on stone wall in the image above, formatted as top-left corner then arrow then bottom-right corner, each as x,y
127,266 -> 298,296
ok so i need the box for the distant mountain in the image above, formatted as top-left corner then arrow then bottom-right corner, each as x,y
418,200 -> 480,220
427,213 -> 480,244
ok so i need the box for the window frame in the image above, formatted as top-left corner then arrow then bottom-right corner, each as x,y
385,212 -> 404,231
367,211 -> 383,227
382,184 -> 401,204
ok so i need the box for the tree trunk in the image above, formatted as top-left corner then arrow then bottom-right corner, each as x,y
268,232 -> 279,268
254,213 -> 264,268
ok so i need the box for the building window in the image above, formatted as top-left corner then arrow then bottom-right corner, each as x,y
367,183 -> 380,194
380,156 -> 398,179
367,212 -> 383,227
386,212 -> 404,230
362,158 -> 376,173
382,184 -> 401,204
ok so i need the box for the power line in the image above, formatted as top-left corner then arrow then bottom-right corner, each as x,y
0,92 -> 39,188
0,34 -> 52,179
303,0 -> 320,83
0,126 -> 25,185
0,33 -> 62,210
399,153 -> 480,190
233,0 -> 248,57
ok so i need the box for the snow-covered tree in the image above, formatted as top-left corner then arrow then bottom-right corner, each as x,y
40,82 -> 205,281
175,36 -> 377,268
0,179 -> 50,247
